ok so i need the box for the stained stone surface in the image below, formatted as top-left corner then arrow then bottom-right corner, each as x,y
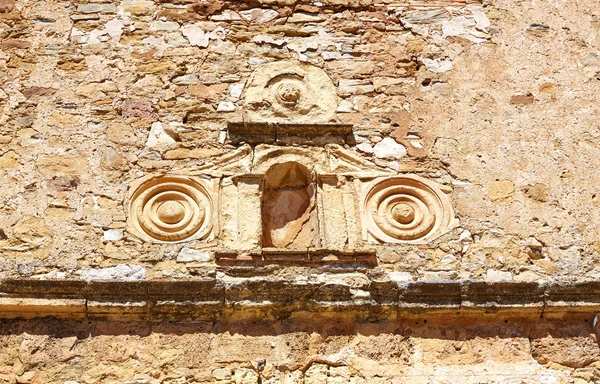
1,0 -> 600,381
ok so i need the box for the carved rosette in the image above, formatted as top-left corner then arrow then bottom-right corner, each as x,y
243,61 -> 337,123
362,175 -> 456,244
127,175 -> 213,243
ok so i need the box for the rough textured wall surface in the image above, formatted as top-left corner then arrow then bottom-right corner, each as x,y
1,0 -> 599,281
1,0 -> 600,382
1,316 -> 599,383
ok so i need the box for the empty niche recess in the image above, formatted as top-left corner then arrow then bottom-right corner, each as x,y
261,162 -> 319,248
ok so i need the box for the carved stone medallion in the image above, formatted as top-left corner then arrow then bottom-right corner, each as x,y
126,175 -> 213,243
361,175 -> 456,244
242,60 -> 338,123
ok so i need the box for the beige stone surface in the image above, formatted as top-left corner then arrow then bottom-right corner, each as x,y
0,318 -> 596,383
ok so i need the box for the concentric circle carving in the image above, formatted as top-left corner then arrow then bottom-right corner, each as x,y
243,61 -> 337,123
363,175 -> 455,243
127,175 -> 213,243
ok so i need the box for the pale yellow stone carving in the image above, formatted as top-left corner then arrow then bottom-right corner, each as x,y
243,61 -> 338,123
361,175 -> 457,244
127,175 -> 213,243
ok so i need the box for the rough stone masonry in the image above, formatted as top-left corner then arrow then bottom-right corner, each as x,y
1,0 -> 600,382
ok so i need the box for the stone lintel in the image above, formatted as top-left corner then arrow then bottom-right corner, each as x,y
0,279 -> 599,321
227,121 -> 354,144
215,248 -> 377,264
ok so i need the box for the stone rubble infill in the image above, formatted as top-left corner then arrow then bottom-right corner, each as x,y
0,279 -> 598,321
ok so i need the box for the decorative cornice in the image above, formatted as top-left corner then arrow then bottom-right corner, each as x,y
0,279 -> 598,321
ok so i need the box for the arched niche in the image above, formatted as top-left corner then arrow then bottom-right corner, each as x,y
261,161 -> 319,248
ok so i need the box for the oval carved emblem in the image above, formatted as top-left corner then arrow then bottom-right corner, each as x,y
127,175 -> 213,243
362,175 -> 456,243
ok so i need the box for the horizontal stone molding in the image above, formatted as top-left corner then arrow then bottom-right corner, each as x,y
227,122 -> 354,144
0,279 -> 598,321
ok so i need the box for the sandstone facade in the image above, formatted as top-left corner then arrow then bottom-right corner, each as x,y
1,0 -> 600,382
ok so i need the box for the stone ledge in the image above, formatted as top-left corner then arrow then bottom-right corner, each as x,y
215,248 -> 377,265
227,121 -> 354,144
0,279 -> 599,321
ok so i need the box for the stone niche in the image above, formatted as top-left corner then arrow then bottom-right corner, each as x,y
125,61 -> 458,262
261,161 -> 318,248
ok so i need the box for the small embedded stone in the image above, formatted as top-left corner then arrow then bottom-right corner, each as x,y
373,137 -> 407,159
288,12 -> 325,23
336,99 -> 353,113
421,58 -> 453,73
229,83 -> 245,99
524,183 -> 548,202
105,19 -> 124,41
357,142 -> 374,154
525,237 -> 544,260
217,101 -> 235,112
146,122 -> 176,148
0,150 -> 20,172
338,79 -> 375,96
0,0 -> 15,13
510,93 -> 535,105
121,99 -> 157,119
80,264 -> 147,281
103,229 -> 123,241
106,122 -> 137,146
120,0 -> 155,15
23,87 -> 58,99
239,8 -> 279,23
47,176 -> 79,191
181,24 -> 209,47
77,3 -> 116,13
486,180 -> 515,201
387,272 -> 413,282
172,74 -> 199,85
485,269 -> 513,282
151,21 -> 180,32
212,368 -> 232,381
1,40 -> 31,49
177,248 -> 211,263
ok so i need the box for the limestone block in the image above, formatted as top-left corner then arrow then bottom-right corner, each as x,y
319,177 -> 348,249
235,177 -> 262,249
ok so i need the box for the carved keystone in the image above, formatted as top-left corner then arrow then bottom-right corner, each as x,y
243,60 -> 338,123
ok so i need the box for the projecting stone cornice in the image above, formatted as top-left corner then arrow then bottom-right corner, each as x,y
0,279 -> 598,321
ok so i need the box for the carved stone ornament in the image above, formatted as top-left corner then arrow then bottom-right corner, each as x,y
242,60 -> 338,123
361,175 -> 457,244
126,175 -> 214,243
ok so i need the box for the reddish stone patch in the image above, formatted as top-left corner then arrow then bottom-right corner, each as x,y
510,93 -> 535,105
47,175 -> 80,191
0,0 -> 15,13
1,39 -> 30,49
22,87 -> 58,99
120,99 -> 157,119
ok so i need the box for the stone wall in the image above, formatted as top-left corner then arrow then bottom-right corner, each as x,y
1,0 -> 600,281
1,316 -> 599,383
1,0 -> 600,382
